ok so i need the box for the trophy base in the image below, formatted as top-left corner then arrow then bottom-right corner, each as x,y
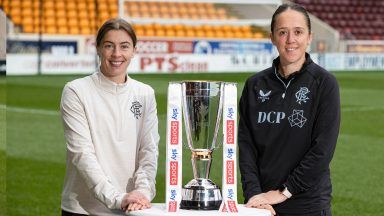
180,178 -> 222,210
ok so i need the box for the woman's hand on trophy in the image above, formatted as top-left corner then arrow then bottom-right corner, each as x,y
121,190 -> 151,212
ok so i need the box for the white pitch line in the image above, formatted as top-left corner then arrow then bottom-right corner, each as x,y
342,106 -> 384,112
0,104 -> 383,116
0,105 -> 59,116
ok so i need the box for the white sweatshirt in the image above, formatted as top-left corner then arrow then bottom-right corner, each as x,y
60,72 -> 159,215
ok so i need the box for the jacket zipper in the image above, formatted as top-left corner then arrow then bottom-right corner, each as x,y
274,67 -> 294,99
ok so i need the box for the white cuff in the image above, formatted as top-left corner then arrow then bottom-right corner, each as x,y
135,188 -> 152,201
115,192 -> 128,210
282,187 -> 292,199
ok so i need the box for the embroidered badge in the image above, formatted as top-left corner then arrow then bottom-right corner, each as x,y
258,90 -> 271,102
295,87 -> 310,104
130,101 -> 142,119
288,109 -> 307,128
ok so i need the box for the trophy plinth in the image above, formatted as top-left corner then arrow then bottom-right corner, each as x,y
180,178 -> 222,210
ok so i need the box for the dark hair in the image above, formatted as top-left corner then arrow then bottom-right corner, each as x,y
96,18 -> 137,48
271,3 -> 311,33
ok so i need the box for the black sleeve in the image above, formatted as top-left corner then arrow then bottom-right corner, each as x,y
238,80 -> 262,203
285,74 -> 341,195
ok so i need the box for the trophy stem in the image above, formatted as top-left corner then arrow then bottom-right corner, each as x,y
191,150 -> 212,179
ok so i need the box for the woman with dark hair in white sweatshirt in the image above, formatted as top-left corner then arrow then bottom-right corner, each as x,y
60,18 -> 159,216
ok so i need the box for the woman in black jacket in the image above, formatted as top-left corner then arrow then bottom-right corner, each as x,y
238,3 -> 340,216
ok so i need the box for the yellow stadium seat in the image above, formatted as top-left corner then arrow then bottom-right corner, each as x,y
149,4 -> 159,13
21,0 -> 32,9
21,8 -> 33,17
178,6 -> 187,15
156,29 -> 166,37
135,28 -> 145,37
215,30 -> 225,38
81,28 -> 92,35
33,18 -> 41,28
79,20 -> 90,28
3,0 -> 10,9
10,0 -> 21,8
58,26 -> 68,34
243,32 -> 253,38
56,1 -> 65,10
206,30 -> 215,38
145,29 -> 155,37
88,3 -> 95,12
224,31 -> 235,38
56,8 -> 66,17
153,23 -> 163,31
11,16 -> 22,25
45,26 -> 57,34
140,4 -> 149,13
43,9 -> 55,19
10,8 -> 21,17
169,5 -> 178,14
161,13 -> 171,19
23,25 -> 34,33
188,7 -> 198,15
171,13 -> 182,19
22,17 -> 33,26
253,32 -> 264,39
142,12 -> 152,18
196,30 -> 205,38
78,2 -> 87,11
32,1 -> 40,10
234,30 -> 244,38
57,17 -> 67,26
185,29 -> 195,37
44,17 -> 55,27
78,10 -> 88,19
129,11 -> 140,18
67,10 -> 77,19
43,1 -> 54,10
159,5 -> 168,14
89,10 -> 96,19
69,27 -> 80,35
150,13 -> 161,18
66,2 -> 76,11
109,3 -> 118,12
202,25 -> 212,31
68,19 -> 78,28
175,29 -> 185,37
165,29 -> 176,37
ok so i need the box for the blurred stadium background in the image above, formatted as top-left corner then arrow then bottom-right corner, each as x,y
0,0 -> 384,215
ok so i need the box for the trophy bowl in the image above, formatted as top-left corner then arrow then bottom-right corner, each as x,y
180,81 -> 223,210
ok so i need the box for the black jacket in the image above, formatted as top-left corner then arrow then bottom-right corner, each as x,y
238,54 -> 340,214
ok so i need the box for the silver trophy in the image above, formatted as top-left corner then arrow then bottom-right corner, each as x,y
180,81 -> 224,210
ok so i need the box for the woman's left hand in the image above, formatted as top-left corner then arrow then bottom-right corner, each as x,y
263,190 -> 288,205
245,190 -> 287,207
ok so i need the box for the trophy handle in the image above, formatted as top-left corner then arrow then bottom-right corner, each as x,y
181,82 -> 194,150
211,83 -> 225,149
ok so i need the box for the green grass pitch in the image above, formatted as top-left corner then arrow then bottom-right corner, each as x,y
1,71 -> 384,215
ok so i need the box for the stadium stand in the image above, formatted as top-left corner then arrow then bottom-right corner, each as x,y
0,0 -> 269,39
123,1 -> 267,39
15,0 -> 380,41
291,0 -> 384,40
0,0 -> 117,35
